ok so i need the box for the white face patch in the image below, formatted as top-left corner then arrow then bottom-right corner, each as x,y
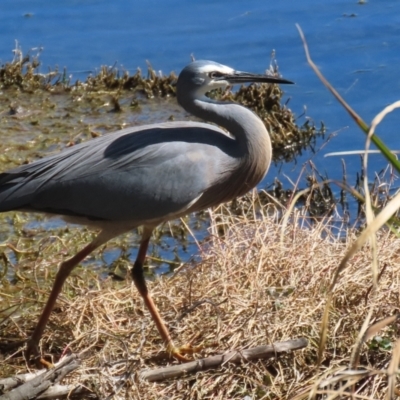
193,77 -> 205,85
189,61 -> 236,96
196,63 -> 234,76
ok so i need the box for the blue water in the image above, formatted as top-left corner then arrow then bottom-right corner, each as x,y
0,0 -> 400,271
1,0 -> 399,179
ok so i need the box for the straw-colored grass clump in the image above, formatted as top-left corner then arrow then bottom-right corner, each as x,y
2,195 -> 400,399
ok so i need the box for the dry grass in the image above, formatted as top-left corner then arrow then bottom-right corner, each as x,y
1,195 -> 400,399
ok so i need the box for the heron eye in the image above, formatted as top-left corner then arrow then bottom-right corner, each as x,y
209,71 -> 223,79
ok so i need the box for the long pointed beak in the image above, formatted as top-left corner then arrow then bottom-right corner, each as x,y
224,71 -> 294,85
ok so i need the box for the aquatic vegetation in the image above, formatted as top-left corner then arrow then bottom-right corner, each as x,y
0,51 -> 324,165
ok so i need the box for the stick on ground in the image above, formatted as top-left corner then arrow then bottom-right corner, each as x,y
140,337 -> 308,382
0,355 -> 81,400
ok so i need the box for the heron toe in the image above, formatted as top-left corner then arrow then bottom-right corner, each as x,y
166,341 -> 205,362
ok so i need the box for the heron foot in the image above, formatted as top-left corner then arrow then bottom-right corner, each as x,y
25,338 -> 54,369
166,342 -> 205,362
166,333 -> 206,362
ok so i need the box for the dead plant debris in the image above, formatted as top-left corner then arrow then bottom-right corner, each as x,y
1,200 -> 400,399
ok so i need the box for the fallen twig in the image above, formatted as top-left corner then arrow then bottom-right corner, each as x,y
0,355 -> 83,400
140,337 -> 308,382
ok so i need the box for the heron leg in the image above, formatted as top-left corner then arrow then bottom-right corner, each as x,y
26,230 -> 115,362
131,230 -> 172,345
131,229 -> 191,362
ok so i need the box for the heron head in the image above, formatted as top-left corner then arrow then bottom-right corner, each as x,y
177,60 -> 293,99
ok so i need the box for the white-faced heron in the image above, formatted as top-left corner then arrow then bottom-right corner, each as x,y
0,60 -> 293,362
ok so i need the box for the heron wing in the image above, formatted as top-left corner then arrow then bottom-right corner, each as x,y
0,121 -> 238,222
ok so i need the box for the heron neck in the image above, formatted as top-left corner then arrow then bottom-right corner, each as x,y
185,96 -> 272,162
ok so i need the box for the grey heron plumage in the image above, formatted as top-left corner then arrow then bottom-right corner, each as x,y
0,60 -> 293,362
